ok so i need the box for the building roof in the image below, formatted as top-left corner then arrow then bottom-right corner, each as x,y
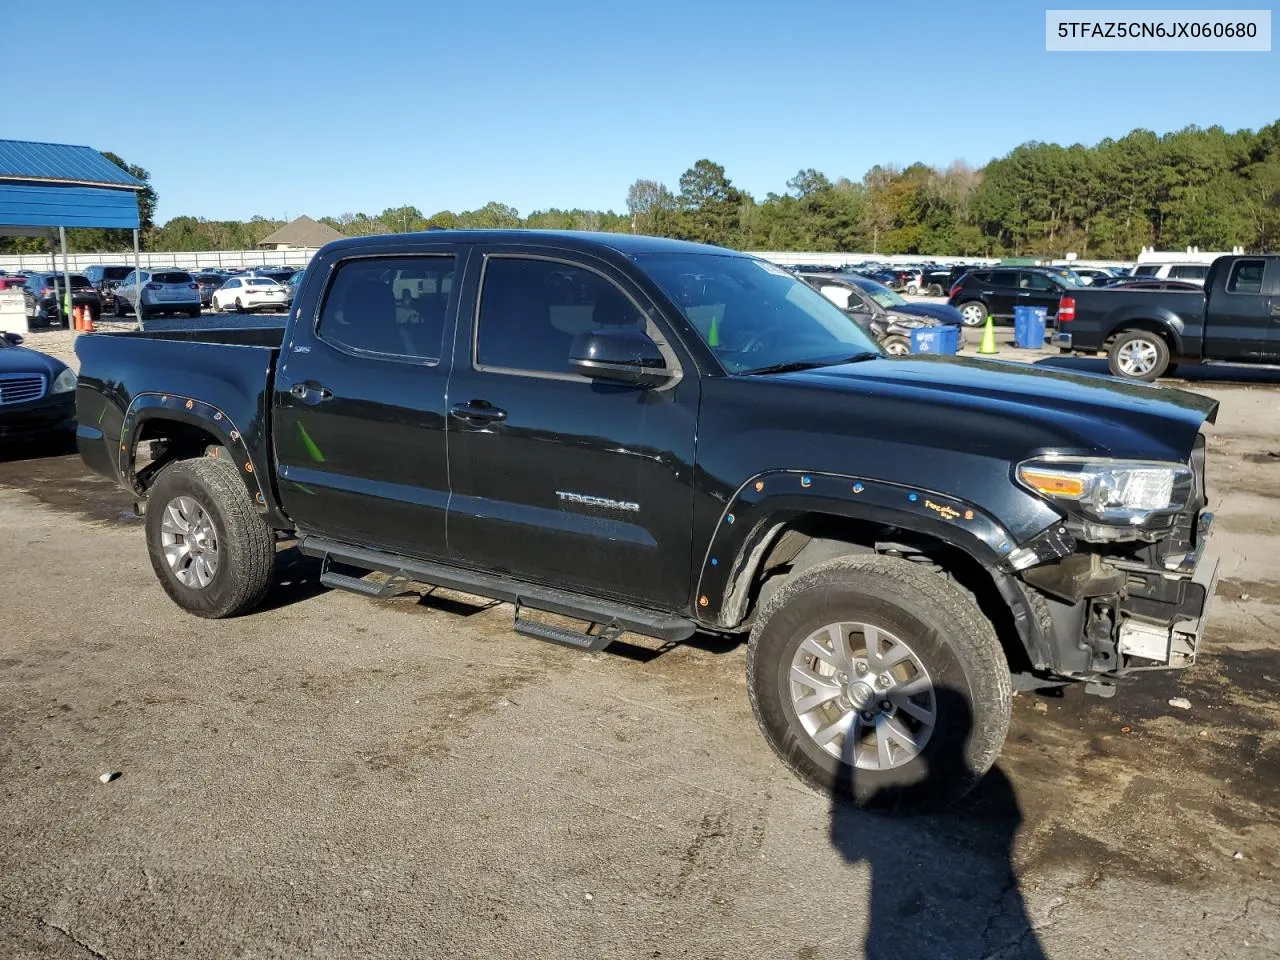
258,215 -> 345,248
0,140 -> 144,189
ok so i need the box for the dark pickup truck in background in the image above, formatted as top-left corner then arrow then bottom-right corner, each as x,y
75,230 -> 1221,809
1056,254 -> 1280,380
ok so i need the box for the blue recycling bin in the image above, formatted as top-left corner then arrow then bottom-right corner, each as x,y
1013,306 -> 1048,348
908,325 -> 960,355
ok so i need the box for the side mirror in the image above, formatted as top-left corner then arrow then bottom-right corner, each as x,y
569,327 -> 670,387
3,332 -> 23,346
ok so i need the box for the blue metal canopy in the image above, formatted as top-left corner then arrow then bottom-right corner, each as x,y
0,139 -> 143,231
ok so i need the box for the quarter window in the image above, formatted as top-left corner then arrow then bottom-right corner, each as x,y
1020,272 -> 1056,291
1226,259 -> 1265,295
987,271 -> 1018,286
318,256 -> 454,360
1170,265 -> 1208,280
475,257 -> 644,375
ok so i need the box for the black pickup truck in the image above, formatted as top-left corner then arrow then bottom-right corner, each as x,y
76,230 -> 1221,808
1055,254 -> 1280,380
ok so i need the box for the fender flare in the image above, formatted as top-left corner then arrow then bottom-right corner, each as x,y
1102,313 -> 1185,356
119,392 -> 270,511
694,469 -> 1020,629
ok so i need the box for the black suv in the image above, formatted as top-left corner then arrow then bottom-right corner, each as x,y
946,268 -> 1075,327
82,265 -> 135,311
22,272 -> 100,327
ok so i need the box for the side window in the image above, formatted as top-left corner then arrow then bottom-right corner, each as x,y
318,255 -> 454,360
988,271 -> 1018,286
1133,265 -> 1160,277
476,257 -> 644,376
1021,272 -> 1056,291
1170,265 -> 1208,280
1226,259 -> 1265,295
819,284 -> 853,309
225,279 -> 240,289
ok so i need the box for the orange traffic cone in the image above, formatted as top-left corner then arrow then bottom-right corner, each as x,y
72,304 -> 82,331
82,307 -> 95,332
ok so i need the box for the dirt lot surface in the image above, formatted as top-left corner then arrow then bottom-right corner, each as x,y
1,344 -> 1278,958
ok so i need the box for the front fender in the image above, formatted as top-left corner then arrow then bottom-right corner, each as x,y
694,469 -> 1021,628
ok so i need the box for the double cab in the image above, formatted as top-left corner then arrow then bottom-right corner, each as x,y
75,231 -> 1221,808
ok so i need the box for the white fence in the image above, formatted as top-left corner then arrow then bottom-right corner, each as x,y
0,247 -> 321,273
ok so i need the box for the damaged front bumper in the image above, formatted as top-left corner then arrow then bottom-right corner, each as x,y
1009,511 -> 1220,682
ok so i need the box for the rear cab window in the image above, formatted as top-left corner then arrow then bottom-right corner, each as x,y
317,255 -> 455,361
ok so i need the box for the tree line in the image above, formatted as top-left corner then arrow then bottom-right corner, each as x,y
4,120 -> 1277,259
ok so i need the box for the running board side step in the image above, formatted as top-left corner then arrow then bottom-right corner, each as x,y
299,536 -> 697,645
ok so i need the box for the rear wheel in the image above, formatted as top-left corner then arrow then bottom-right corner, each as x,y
958,301 -> 987,327
114,297 -> 125,318
905,283 -> 919,296
187,308 -> 202,318
747,555 -> 1011,810
1108,329 -> 1170,381
145,456 -> 275,619
927,283 -> 943,297
234,297 -> 244,313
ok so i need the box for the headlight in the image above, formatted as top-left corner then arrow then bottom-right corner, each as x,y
51,368 -> 77,393
1016,458 -> 1192,527
888,314 -> 928,328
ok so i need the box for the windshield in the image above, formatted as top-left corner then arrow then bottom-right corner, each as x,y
636,253 -> 879,374
855,279 -> 907,309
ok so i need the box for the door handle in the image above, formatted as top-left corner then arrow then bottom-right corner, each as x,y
1270,302 -> 1280,319
289,382 -> 333,404
451,400 -> 507,423
1017,292 -> 1031,297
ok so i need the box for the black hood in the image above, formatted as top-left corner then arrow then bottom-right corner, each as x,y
0,342 -> 68,378
893,302 -> 964,326
777,354 -> 1217,463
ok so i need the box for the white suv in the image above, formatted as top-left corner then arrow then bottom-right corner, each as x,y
1130,263 -> 1210,285
115,270 -> 203,320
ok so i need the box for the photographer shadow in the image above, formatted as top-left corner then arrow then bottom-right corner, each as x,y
829,688 -> 1046,959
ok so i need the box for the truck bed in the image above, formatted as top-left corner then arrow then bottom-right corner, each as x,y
1060,286 -> 1205,354
116,316 -> 288,348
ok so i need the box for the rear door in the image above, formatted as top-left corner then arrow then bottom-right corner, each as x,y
273,243 -> 462,559
1205,258 -> 1276,361
982,270 -> 1020,318
443,243 -> 699,610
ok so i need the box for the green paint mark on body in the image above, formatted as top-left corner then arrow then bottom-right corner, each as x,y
296,421 -> 326,463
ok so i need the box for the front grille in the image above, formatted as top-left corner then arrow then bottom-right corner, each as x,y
0,374 -> 47,405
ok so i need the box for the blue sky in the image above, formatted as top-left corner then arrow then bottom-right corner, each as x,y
5,0 -> 1276,223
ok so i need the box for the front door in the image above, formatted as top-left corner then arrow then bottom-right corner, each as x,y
273,247 -> 461,559
444,247 -> 699,611
1017,271 -> 1065,319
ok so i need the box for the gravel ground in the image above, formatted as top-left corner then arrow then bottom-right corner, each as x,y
1,315 -> 1278,959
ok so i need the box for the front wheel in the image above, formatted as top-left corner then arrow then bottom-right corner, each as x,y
1108,329 -> 1170,381
957,301 -> 987,327
747,555 -> 1011,810
145,456 -> 276,618
881,334 -> 911,356
905,283 -> 918,296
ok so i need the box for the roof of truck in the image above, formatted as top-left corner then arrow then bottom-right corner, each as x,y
320,230 -> 739,258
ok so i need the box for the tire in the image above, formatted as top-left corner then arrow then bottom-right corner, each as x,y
212,296 -> 222,313
957,301 -> 987,327
881,335 -> 911,356
145,456 -> 275,619
114,297 -> 125,319
905,283 -> 918,296
1108,329 -> 1170,382
927,284 -> 944,297
747,554 -> 1011,811
188,308 -> 202,319
234,298 -> 244,313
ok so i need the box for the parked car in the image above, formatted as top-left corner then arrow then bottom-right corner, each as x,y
796,272 -> 958,355
211,276 -> 290,313
245,268 -> 295,286
1130,263 -> 1211,285
114,269 -> 203,320
22,272 -> 100,327
192,273 -> 226,307
82,265 -> 136,310
947,267 -> 1073,327
284,270 -> 304,306
921,265 -> 977,297
76,230 -> 1221,810
1108,280 -> 1204,292
1064,266 -> 1122,285
0,331 -> 77,439
0,276 -> 26,291
1055,254 -> 1279,380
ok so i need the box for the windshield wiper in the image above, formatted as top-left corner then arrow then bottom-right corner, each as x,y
743,352 -> 880,376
